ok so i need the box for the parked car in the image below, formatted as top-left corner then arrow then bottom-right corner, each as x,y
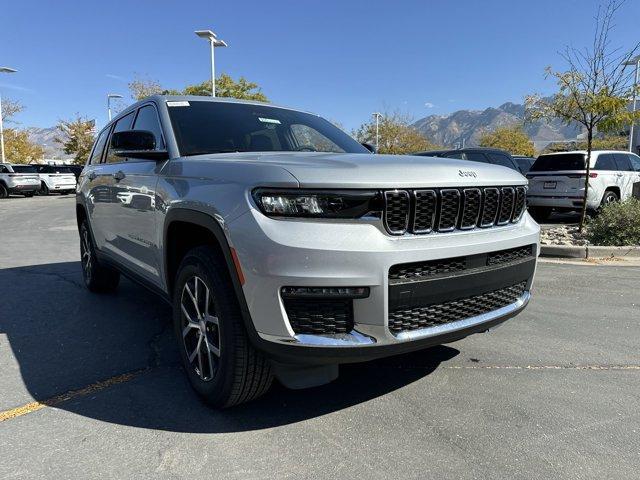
526,150 -> 640,221
77,96 -> 539,407
512,155 -> 536,174
35,164 -> 77,195
0,163 -> 41,198
414,148 -> 525,174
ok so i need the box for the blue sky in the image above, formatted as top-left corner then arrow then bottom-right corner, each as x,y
2,0 -> 639,132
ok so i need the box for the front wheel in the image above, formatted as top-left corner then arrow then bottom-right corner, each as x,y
0,184 -> 8,199
173,246 -> 273,408
528,206 -> 552,222
79,221 -> 120,292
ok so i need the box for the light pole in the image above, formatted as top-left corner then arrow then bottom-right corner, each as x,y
195,29 -> 227,97
623,55 -> 640,152
372,112 -> 382,151
0,67 -> 18,163
107,93 -> 123,121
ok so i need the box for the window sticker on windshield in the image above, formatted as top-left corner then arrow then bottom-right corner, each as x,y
258,117 -> 281,124
167,101 -> 190,107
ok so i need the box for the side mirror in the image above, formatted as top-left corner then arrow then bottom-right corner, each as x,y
361,142 -> 377,154
111,130 -> 169,161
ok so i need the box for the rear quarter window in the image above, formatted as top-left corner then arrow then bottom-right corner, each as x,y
594,154 -> 617,171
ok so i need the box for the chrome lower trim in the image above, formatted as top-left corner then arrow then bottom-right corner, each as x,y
257,291 -> 530,348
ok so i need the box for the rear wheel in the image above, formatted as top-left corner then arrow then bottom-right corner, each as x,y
528,206 -> 552,222
173,246 -> 273,408
38,182 -> 50,196
600,190 -> 619,208
79,221 -> 120,292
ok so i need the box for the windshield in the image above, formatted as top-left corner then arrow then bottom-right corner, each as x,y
10,165 -> 38,173
530,153 -> 586,172
168,101 -> 368,157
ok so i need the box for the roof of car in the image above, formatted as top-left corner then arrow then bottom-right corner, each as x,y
414,147 -> 512,156
540,150 -> 631,155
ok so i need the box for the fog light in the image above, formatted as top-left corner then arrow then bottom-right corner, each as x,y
281,286 -> 370,299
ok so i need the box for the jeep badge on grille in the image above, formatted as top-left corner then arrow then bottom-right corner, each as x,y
458,170 -> 477,178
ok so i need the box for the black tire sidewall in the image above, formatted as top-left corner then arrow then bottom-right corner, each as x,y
172,249 -> 239,405
0,184 -> 7,198
602,191 -> 618,206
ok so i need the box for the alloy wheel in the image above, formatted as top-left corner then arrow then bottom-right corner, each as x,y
180,275 -> 221,382
80,227 -> 92,282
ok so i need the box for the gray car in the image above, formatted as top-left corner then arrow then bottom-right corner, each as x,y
76,96 -> 540,407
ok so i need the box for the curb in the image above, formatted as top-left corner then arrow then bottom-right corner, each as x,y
540,245 -> 587,258
540,245 -> 640,259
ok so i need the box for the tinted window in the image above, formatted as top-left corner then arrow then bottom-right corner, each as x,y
464,152 -> 491,163
531,153 -> 586,172
628,154 -> 640,172
515,158 -> 533,173
594,154 -> 617,171
11,165 -> 38,173
488,152 -> 516,170
613,153 -> 633,171
89,128 -> 110,165
105,112 -> 135,163
133,105 -> 165,149
0,165 -> 9,173
168,101 -> 367,156
444,152 -> 464,159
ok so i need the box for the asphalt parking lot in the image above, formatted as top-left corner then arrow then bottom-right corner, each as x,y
1,195 -> 639,479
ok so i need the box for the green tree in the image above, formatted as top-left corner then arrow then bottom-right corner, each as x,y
55,116 -> 95,164
128,74 -> 267,101
526,0 -> 640,230
3,128 -> 45,163
479,125 -> 535,156
354,111 -> 439,155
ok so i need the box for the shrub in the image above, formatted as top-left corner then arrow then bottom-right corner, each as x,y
586,198 -> 640,246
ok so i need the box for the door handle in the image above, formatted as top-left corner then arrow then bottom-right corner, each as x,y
87,171 -> 97,181
113,171 -> 125,181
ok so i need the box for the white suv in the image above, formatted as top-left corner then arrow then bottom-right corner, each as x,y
527,150 -> 640,221
0,163 -> 41,198
35,164 -> 77,195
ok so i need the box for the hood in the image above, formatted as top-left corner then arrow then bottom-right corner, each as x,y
190,152 -> 526,188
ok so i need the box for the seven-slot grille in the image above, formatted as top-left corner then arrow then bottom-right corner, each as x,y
383,186 -> 527,235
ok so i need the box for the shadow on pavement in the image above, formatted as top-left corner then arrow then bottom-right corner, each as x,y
0,261 -> 458,432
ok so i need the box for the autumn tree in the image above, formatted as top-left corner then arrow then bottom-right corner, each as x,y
128,74 -> 267,101
479,125 -> 535,156
354,111 -> 439,154
3,129 -> 44,163
526,0 -> 640,230
56,116 -> 96,164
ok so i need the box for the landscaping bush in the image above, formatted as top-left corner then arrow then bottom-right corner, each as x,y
586,198 -> 640,246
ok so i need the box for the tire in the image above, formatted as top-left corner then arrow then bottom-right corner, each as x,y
172,246 -> 273,408
600,190 -> 619,208
0,184 -> 8,199
23,192 -> 35,198
38,182 -> 50,196
79,221 -> 120,293
528,206 -> 552,222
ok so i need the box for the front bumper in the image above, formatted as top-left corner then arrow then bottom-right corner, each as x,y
229,208 -> 540,364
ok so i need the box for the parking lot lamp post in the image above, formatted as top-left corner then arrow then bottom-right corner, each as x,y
372,112 -> 382,151
107,94 -> 123,121
623,56 -> 640,152
0,67 -> 18,163
195,30 -> 227,97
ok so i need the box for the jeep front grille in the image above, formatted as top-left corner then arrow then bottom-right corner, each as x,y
383,186 -> 527,235
388,281 -> 527,334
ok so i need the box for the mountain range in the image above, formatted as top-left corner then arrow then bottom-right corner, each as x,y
413,101 -> 584,150
26,127 -> 71,160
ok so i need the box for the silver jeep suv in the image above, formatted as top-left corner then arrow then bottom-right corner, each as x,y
76,96 -> 539,407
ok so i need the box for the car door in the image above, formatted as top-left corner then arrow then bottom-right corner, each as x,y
102,104 -> 165,286
613,153 -> 635,200
82,126 -> 112,250
628,154 -> 640,196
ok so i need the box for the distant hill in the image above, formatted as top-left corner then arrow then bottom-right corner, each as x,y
412,102 -> 584,151
25,127 -> 71,160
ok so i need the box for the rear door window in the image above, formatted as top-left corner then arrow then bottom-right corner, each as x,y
443,152 -> 464,159
89,128 -> 111,165
531,153 -> 586,172
613,153 -> 633,171
594,154 -> 617,171
464,152 -> 491,163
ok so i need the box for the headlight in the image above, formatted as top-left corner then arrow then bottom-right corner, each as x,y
252,189 -> 383,218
